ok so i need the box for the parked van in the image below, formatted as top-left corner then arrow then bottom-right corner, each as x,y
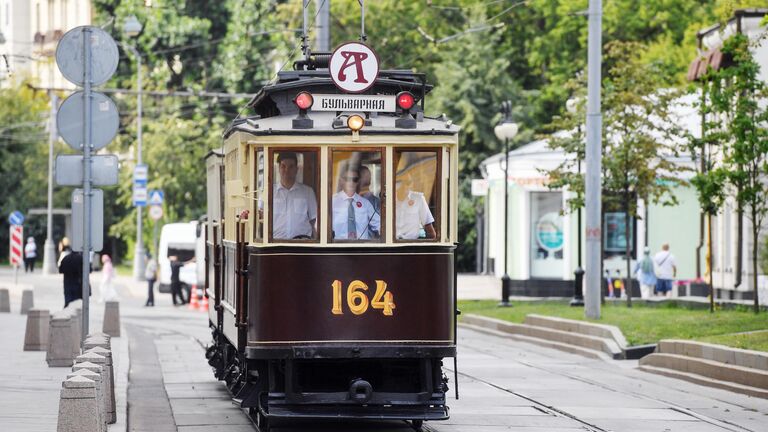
158,221 -> 201,299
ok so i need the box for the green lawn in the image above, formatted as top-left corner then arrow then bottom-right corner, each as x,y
459,300 -> 768,350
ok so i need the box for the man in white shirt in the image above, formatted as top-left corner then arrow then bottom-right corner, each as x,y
272,152 -> 318,240
395,174 -> 436,240
332,168 -> 380,240
653,243 -> 677,297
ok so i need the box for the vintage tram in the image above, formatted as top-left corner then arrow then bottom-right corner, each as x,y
203,44 -> 459,431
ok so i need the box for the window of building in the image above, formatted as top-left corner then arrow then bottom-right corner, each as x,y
603,212 -> 635,256
394,149 -> 440,241
530,192 -> 564,278
330,149 -> 383,242
269,149 -> 319,242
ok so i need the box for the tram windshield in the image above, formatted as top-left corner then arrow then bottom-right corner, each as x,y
330,150 -> 382,242
394,150 -> 439,241
270,150 -> 319,241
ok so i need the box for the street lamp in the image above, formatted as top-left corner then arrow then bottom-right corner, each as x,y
567,97 -> 585,307
123,15 -> 146,280
494,100 -> 518,307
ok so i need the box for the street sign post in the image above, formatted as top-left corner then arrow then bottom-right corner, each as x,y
55,154 -> 119,186
56,25 -> 120,342
8,210 -> 24,225
57,91 -> 119,152
72,189 -> 103,252
133,164 -> 148,206
9,224 -> 23,284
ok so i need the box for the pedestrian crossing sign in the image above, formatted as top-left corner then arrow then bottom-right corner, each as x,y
148,190 -> 164,206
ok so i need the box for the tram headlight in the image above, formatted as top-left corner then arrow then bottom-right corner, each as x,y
347,114 -> 365,132
294,91 -> 314,110
396,91 -> 415,111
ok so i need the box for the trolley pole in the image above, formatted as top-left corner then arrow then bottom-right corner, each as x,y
584,0 -> 603,319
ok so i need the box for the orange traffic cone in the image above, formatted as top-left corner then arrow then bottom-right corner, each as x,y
188,284 -> 199,310
199,291 -> 209,312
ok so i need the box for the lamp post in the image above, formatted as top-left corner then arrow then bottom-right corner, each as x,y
123,15 -> 146,280
566,97 -> 585,307
494,101 -> 518,307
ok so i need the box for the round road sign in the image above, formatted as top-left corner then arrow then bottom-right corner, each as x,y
329,42 -> 379,94
149,205 -> 163,221
57,91 -> 119,151
56,26 -> 119,87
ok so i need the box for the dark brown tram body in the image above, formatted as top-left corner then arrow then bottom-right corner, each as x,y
204,64 -> 460,430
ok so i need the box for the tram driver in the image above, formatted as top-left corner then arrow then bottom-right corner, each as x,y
332,167 -> 380,240
395,172 -> 436,240
272,152 -> 318,240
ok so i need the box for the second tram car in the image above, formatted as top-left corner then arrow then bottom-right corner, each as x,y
204,49 -> 459,431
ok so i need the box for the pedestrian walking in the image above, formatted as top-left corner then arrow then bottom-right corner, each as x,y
169,255 -> 186,305
58,237 -> 84,308
654,243 -> 677,298
145,254 -> 157,307
98,254 -> 117,302
634,247 -> 657,299
23,237 -> 37,272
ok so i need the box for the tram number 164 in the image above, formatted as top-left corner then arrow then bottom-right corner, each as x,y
331,280 -> 396,316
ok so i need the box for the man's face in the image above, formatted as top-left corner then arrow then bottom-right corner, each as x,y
342,170 -> 359,196
360,168 -> 371,189
279,158 -> 298,187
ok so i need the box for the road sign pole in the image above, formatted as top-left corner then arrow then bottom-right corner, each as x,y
81,27 -> 92,342
43,93 -> 58,275
132,47 -> 146,281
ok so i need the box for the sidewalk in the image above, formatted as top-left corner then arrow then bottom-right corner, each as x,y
0,267 -> 129,432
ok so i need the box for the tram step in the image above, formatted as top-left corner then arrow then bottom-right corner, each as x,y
265,404 -> 449,421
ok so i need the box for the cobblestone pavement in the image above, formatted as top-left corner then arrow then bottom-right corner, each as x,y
2,267 -> 768,431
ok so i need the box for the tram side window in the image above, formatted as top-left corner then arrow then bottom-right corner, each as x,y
330,150 -> 382,242
270,150 -> 319,241
394,150 -> 440,241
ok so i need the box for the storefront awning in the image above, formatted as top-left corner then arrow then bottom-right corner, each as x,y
687,47 -> 732,82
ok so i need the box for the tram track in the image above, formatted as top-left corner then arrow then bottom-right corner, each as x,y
455,327 -> 760,432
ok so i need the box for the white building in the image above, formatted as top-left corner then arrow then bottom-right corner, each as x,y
0,0 -> 92,88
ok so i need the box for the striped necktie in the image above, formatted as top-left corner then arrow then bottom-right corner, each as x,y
347,198 -> 356,239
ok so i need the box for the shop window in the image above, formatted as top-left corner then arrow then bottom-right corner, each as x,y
269,149 -> 319,242
394,150 -> 440,241
330,150 -> 382,242
603,212 -> 635,257
530,192 -> 564,278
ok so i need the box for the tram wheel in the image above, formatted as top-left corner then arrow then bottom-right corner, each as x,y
411,419 -> 423,430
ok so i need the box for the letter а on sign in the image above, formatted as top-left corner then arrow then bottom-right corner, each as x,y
329,42 -> 379,94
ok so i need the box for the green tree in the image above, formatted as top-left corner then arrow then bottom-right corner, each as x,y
546,41 -> 685,307
703,34 -> 768,313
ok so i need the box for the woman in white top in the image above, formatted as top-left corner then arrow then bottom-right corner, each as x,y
24,237 -> 37,272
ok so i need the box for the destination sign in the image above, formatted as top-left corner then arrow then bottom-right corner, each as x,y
312,94 -> 396,113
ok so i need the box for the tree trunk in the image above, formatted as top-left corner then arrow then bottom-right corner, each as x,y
625,200 -> 632,307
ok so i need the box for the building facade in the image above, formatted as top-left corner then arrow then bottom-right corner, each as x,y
0,0 -> 92,87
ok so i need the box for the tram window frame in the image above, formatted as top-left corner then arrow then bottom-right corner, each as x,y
252,147 -> 265,242
393,148 -> 442,243
327,147 -> 386,244
267,147 -> 321,244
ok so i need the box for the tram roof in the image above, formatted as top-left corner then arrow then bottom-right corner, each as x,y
223,70 -> 459,138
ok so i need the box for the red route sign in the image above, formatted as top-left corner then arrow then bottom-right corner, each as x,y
9,225 -> 23,267
329,42 -> 379,94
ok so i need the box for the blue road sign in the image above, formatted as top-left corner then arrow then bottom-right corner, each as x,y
148,190 -> 164,206
8,211 -> 24,225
